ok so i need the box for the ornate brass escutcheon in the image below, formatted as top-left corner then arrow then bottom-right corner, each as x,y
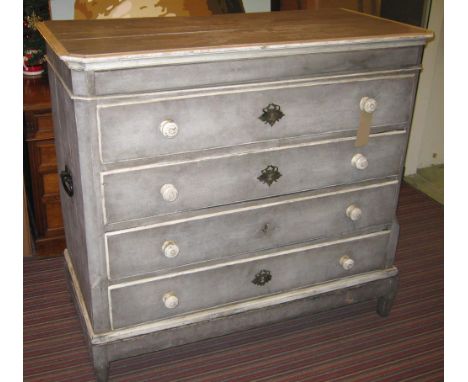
60,165 -> 74,197
258,165 -> 282,186
252,270 -> 272,286
259,103 -> 284,126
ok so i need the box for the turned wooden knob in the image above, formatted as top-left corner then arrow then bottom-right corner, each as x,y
162,241 -> 179,258
360,97 -> 377,113
163,292 -> 179,309
340,255 -> 355,270
160,119 -> 179,138
346,204 -> 362,221
160,184 -> 178,202
351,153 -> 368,170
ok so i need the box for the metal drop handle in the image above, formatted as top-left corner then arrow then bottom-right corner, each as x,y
60,165 -> 74,197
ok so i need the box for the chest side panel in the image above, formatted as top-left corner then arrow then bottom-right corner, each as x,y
48,69 -> 92,316
48,64 -> 113,333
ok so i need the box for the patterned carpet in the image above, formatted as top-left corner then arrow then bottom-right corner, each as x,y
24,183 -> 443,381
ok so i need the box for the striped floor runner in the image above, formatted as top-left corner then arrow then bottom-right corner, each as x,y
24,183 -> 443,381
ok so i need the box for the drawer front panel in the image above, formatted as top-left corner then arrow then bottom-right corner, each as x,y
103,132 -> 406,224
110,231 -> 390,329
98,75 -> 414,163
107,181 -> 398,280
94,47 -> 421,96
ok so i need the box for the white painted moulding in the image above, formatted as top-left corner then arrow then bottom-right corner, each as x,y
60,37 -> 430,71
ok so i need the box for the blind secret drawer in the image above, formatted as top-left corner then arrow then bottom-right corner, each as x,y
97,74 -> 415,163
102,131 -> 406,224
106,180 -> 398,280
93,47 -> 421,96
109,230 -> 391,329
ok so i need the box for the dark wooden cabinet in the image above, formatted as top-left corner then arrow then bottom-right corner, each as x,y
24,75 -> 65,256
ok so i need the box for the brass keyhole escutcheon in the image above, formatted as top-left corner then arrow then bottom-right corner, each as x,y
258,165 -> 282,187
252,270 -> 272,286
259,103 -> 284,126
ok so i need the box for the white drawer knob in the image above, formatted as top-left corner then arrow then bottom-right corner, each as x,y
163,292 -> 179,309
360,97 -> 377,114
351,153 -> 368,170
340,256 -> 355,271
162,241 -> 180,258
160,119 -> 179,138
346,204 -> 362,221
160,184 -> 178,202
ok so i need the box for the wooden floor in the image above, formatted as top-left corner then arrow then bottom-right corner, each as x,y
24,182 -> 444,381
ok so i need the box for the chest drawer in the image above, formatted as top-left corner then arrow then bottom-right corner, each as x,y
102,131 -> 406,225
109,230 -> 390,329
107,180 -> 398,280
98,74 -> 415,164
94,47 -> 421,96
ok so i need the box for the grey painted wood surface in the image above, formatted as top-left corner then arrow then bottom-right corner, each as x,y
94,47 -> 421,96
64,253 -> 398,364
73,97 -> 113,333
48,69 -> 93,317
46,47 -> 93,97
98,74 -> 415,163
49,68 -> 113,333
110,232 -> 390,329
42,12 -> 429,376
107,181 -> 398,280
103,132 -> 406,224
106,276 -> 397,358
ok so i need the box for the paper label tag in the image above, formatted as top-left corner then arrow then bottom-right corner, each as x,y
355,111 -> 373,147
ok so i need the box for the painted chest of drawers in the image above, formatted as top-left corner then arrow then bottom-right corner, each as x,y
38,9 -> 432,381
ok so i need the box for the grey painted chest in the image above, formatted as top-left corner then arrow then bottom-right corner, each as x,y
38,9 -> 432,381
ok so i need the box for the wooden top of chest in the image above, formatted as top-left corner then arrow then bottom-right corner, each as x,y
38,9 -> 432,70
